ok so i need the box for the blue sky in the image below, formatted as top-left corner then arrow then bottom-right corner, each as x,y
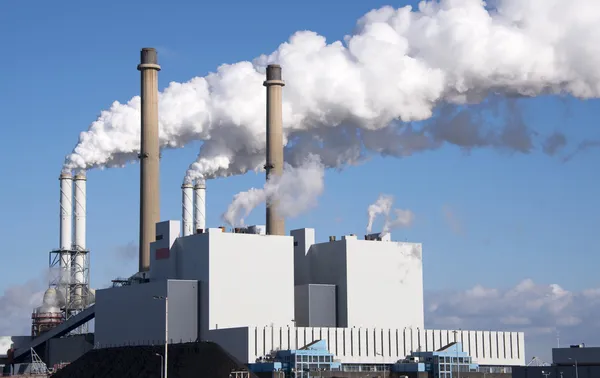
1,0 -> 599,355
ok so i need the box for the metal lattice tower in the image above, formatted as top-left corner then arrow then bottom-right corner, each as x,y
30,347 -> 49,375
49,247 -> 91,334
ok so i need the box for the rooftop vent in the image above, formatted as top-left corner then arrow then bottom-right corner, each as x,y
329,236 -> 336,242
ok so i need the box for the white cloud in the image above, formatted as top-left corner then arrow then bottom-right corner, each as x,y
426,279 -> 600,362
0,280 -> 45,337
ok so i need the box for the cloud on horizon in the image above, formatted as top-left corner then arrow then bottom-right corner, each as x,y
426,279 -> 600,363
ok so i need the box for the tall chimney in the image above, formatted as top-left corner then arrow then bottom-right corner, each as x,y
194,179 -> 206,232
137,48 -> 161,272
264,64 -> 285,236
181,181 -> 193,236
59,172 -> 73,302
73,173 -> 86,308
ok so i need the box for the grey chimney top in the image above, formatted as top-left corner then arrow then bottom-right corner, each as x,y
140,48 -> 158,65
266,64 -> 282,81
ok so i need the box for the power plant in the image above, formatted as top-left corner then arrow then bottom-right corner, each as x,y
0,48 -> 527,377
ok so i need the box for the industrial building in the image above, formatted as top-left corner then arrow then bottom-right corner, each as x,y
1,48 -> 526,376
513,344 -> 600,378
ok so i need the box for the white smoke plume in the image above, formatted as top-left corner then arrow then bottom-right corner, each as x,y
62,0 -> 600,176
0,279 -> 45,337
222,155 -> 325,227
366,194 -> 415,235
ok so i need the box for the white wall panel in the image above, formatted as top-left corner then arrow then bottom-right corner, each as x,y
335,329 -> 343,356
476,331 -> 484,360
418,328 -> 426,352
351,328 -> 358,357
412,328 -> 420,354
440,329 -> 449,348
425,329 -> 434,351
483,331 -> 491,359
502,332 -> 510,360
433,329 -> 441,351
373,329 -> 380,357
468,331 -> 477,358
517,332 -> 525,360
344,240 -> 424,330
174,231 -> 294,334
382,329 -> 391,358
491,331 -> 498,359
459,330 -> 467,353
241,326 -> 525,366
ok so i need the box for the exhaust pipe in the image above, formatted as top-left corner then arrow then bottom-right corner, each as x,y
264,64 -> 285,236
182,181 -> 193,236
194,179 -> 206,233
73,173 -> 87,308
137,47 -> 161,272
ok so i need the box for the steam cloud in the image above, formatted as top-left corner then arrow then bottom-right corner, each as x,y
62,0 -> 600,177
0,279 -> 45,337
222,155 -> 325,227
366,194 -> 415,235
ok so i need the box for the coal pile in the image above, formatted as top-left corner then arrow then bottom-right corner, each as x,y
51,341 -> 255,378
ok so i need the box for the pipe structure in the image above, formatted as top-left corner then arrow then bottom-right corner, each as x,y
263,64 -> 285,236
73,173 -> 87,308
194,179 -> 206,233
181,181 -> 193,236
137,47 -> 161,272
59,172 -> 73,302
73,173 -> 86,251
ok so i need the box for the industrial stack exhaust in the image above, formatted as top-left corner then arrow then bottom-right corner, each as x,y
194,179 -> 206,233
58,172 -> 73,301
73,173 -> 87,308
264,64 -> 285,236
137,48 -> 161,272
181,181 -> 193,236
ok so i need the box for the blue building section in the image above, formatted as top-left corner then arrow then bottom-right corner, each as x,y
393,342 -> 479,378
249,340 -> 493,378
249,340 -> 341,377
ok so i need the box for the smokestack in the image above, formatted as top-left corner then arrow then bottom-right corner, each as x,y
263,64 -> 285,236
73,173 -> 86,251
182,181 -> 193,236
59,172 -> 73,251
194,179 -> 206,232
137,48 -> 161,272
59,172 -> 73,304
73,173 -> 86,308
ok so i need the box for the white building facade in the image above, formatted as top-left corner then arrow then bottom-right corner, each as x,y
94,222 -> 525,367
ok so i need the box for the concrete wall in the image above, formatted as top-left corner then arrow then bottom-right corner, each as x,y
346,238 -> 423,330
243,326 -> 525,366
149,220 -> 181,280
95,280 -> 198,347
308,240 -> 349,327
173,229 -> 295,333
291,228 -> 315,286
307,236 -> 424,330
552,346 -> 600,365
295,285 -> 310,326
207,327 -> 250,364
513,365 -> 600,378
47,334 -> 93,366
295,284 -> 336,328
